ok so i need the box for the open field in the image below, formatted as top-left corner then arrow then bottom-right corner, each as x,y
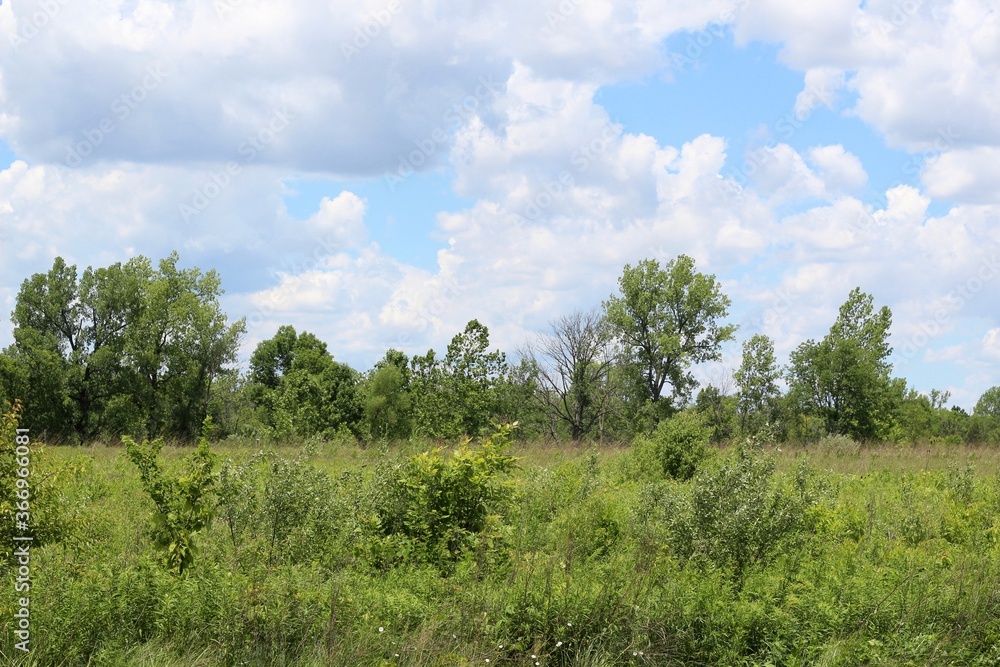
4,436 -> 1000,666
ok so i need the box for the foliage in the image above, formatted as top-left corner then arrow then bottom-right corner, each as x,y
364,362 -> 412,440
410,320 -> 512,439
124,418 -> 218,573
0,400 -> 70,565
694,384 -> 738,443
603,255 -> 736,419
1,252 -> 244,441
635,409 -> 711,481
668,441 -> 819,583
8,437 -> 1000,665
372,422 -> 520,568
786,287 -> 900,441
246,325 -> 364,441
734,333 -> 780,435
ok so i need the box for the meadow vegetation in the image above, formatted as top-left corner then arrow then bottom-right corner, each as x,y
4,405 -> 1000,665
4,253 -> 1000,664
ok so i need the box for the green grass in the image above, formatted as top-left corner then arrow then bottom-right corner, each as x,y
3,437 -> 1000,665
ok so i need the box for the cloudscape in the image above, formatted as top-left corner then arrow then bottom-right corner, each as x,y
2,0 -> 999,408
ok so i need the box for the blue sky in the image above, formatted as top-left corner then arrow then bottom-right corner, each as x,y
1,0 -> 999,409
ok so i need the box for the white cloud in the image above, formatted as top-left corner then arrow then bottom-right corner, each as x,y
921,147 -> 1000,204
807,145 -> 867,193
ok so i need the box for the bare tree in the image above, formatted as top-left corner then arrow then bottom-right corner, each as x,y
522,309 -> 617,441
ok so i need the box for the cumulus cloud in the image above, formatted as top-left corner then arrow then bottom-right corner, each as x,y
921,147 -> 1000,204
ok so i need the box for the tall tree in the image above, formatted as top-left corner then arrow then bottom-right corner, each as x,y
603,255 -> 736,420
410,320 -> 509,439
9,257 -> 148,439
522,309 -> 617,441
126,252 -> 245,438
6,253 -> 243,440
247,326 -> 362,439
734,334 -> 781,434
786,287 -> 900,441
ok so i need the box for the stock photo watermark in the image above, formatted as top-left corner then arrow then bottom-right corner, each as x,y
892,254 -> 1000,367
8,0 -> 70,51
12,425 -> 33,653
517,122 -> 619,224
341,0 -> 402,62
671,0 -> 751,72
855,126 -> 959,231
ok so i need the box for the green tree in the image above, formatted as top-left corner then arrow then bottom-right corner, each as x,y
786,288 -> 900,441
734,334 -> 781,435
6,252 -> 244,441
695,384 -> 737,443
8,257 -> 153,439
603,255 -> 736,421
974,386 -> 1000,418
126,252 -> 245,438
410,320 -> 510,439
247,326 -> 363,440
365,364 -> 412,440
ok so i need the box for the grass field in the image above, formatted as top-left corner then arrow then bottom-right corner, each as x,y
3,434 -> 1000,666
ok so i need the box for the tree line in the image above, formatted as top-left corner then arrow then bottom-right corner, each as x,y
2,252 -> 999,444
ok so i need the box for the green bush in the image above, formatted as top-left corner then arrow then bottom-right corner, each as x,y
669,444 -> 819,583
124,419 -> 218,574
372,422 -> 519,569
1,400 -> 70,566
638,410 -> 710,481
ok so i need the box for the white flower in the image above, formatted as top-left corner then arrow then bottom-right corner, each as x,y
556,641 -> 563,647
378,627 -> 384,633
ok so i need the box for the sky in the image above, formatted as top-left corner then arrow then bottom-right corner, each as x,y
1,0 -> 1000,409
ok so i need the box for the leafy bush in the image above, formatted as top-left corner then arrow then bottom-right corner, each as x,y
124,418 -> 218,574
372,422 -> 519,569
817,432 -> 861,455
668,444 -> 819,583
0,399 -> 69,565
634,410 -> 710,481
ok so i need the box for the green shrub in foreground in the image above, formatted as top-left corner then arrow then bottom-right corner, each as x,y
371,422 -> 519,569
124,419 -> 218,574
665,443 -> 820,583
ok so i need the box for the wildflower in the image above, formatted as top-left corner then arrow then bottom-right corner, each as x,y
379,627 -> 384,633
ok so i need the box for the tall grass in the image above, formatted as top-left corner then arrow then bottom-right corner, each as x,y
3,435 -> 1000,665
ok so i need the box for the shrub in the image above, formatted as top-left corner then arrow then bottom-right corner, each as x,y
669,444 -> 819,583
372,422 -> 520,569
0,399 -> 69,565
124,418 -> 218,574
641,410 -> 710,481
